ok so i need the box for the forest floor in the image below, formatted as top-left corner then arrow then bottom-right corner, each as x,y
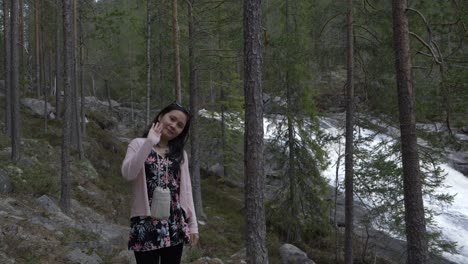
1,95 -> 457,263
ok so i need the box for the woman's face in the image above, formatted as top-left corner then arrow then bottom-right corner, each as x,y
158,110 -> 188,141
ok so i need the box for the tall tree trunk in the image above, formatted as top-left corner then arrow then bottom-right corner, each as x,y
35,0 -> 41,97
72,0 -> 83,159
188,0 -> 206,220
146,0 -> 152,125
344,0 -> 355,263
158,0 -> 164,108
55,0 -> 62,120
19,0 -> 24,95
391,1 -> 428,263
79,10 -> 85,138
41,27 -> 47,133
44,49 -> 50,133
172,0 -> 182,102
60,0 -> 74,214
244,0 -> 269,262
105,79 -> 112,111
3,0 -> 11,136
284,0 -> 300,243
220,74 -> 227,179
11,0 -> 21,162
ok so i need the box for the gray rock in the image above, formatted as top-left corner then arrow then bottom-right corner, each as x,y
0,251 -> 15,264
112,250 -> 136,264
208,163 -> 224,178
448,152 -> 468,176
66,248 -> 102,264
20,98 -> 56,119
0,168 -> 13,193
279,244 -> 315,264
36,195 -> 62,214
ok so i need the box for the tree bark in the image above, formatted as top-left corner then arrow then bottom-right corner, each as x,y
72,0 -> 83,159
172,0 -> 182,102
188,0 -> 206,221
60,0 -> 74,214
244,0 -> 269,262
55,0 -> 62,120
10,0 -> 21,162
391,1 -> 428,263
19,0 -> 24,95
146,0 -> 152,125
79,9 -> 85,138
4,0 -> 11,137
35,0 -> 41,97
284,0 -> 300,243
344,0 -> 355,263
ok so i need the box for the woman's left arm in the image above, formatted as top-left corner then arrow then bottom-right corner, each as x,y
180,151 -> 199,244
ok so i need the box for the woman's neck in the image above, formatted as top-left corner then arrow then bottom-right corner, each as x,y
157,139 -> 168,148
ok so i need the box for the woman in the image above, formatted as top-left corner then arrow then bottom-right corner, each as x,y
121,103 -> 199,264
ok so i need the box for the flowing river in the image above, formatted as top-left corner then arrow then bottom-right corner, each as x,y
315,117 -> 468,264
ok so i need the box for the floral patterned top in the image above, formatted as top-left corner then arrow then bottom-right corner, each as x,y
128,149 -> 191,251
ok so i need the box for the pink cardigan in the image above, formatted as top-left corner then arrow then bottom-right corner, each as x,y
121,137 -> 198,234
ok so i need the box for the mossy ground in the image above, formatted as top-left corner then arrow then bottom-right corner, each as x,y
0,96 -> 399,263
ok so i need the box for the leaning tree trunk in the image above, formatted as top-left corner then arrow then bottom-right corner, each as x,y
10,0 -> 21,161
3,0 -> 11,137
344,0 -> 355,262
244,0 -> 269,262
172,0 -> 182,102
391,1 -> 428,263
60,0 -> 74,214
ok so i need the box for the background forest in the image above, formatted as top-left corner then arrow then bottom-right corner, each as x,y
1,0 -> 467,263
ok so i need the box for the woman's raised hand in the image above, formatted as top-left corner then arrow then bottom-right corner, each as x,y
147,122 -> 163,145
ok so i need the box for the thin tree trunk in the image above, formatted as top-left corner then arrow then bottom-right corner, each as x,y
35,0 -> 41,97
188,0 -> 206,220
11,0 -> 21,162
220,76 -> 227,179
146,0 -> 152,125
44,49 -> 50,133
344,0 -> 355,262
60,0 -> 74,214
172,0 -> 182,102
4,0 -> 11,137
244,0 -> 269,262
286,71 -> 300,242
91,74 -> 96,97
79,10 -> 85,138
106,79 -> 112,111
55,0 -> 62,120
72,0 -> 83,159
158,0 -> 164,108
334,143 -> 342,264
284,0 -> 300,243
19,0 -> 24,95
40,27 -> 47,133
391,1 -> 428,263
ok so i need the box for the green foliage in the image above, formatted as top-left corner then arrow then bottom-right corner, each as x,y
353,131 -> 458,256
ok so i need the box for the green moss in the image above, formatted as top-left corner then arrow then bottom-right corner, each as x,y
60,227 -> 100,244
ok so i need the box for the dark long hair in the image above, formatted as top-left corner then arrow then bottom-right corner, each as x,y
142,103 -> 191,168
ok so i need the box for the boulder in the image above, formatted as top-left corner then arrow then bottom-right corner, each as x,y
0,169 -> 13,194
279,244 -> 315,264
66,248 -> 102,264
20,98 -> 55,119
448,152 -> 468,176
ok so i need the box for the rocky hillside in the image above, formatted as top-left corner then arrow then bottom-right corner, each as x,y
1,95 -> 463,264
